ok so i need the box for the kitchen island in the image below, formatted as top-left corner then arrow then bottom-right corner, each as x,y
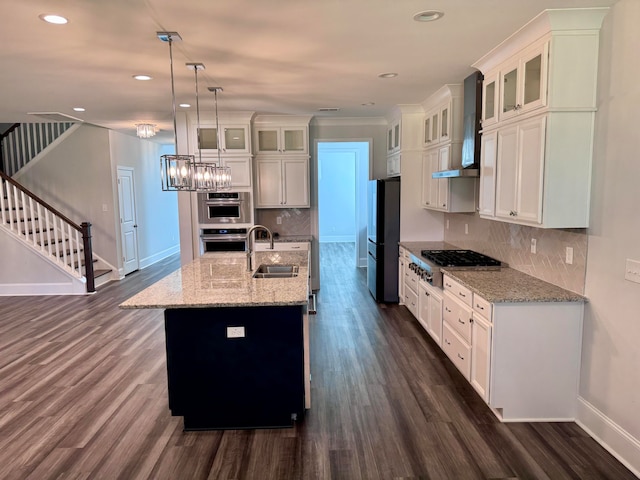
120,250 -> 310,430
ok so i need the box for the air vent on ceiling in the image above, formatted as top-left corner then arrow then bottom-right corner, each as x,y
27,112 -> 83,122
317,107 -> 340,112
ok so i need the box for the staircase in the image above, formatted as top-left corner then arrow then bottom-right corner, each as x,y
1,123 -> 111,294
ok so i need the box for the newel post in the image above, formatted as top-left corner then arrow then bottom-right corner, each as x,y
81,222 -> 95,293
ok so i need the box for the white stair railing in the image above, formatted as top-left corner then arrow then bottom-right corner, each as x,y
1,122 -> 74,176
1,171 -> 95,292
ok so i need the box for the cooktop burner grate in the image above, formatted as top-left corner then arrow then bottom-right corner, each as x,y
420,249 -> 501,267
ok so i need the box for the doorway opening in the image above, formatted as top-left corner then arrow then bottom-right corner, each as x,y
317,141 -> 370,270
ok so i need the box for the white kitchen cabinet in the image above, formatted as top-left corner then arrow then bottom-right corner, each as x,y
187,111 -> 254,155
398,247 -> 408,306
387,118 -> 401,154
474,8 -> 608,228
478,130 -> 497,217
481,70 -> 499,128
470,309 -> 492,403
255,126 -> 308,155
387,152 -> 401,178
255,157 -> 309,208
421,146 -> 476,213
498,41 -> 548,122
418,280 -> 442,346
442,273 -> 583,421
494,115 -> 545,224
196,155 -> 252,189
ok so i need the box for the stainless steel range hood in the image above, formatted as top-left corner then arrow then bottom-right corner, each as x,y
432,71 -> 482,179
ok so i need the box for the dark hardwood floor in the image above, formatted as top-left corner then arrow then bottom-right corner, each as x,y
0,243 -> 636,479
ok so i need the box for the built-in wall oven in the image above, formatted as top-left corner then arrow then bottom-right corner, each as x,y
198,191 -> 251,225
200,228 -> 248,253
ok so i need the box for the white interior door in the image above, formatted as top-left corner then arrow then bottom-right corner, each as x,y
117,167 -> 139,275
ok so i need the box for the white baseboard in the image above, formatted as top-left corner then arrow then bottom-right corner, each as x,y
0,280 -> 87,296
576,396 -> 640,477
139,245 -> 180,270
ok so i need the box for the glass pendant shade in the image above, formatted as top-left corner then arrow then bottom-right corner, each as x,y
160,154 -> 195,191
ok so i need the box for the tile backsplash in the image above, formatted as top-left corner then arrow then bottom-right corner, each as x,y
255,209 -> 311,237
444,213 -> 587,295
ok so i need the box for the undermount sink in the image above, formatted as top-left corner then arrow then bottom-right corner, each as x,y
252,264 -> 299,279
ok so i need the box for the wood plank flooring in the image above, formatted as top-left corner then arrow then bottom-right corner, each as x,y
0,242 -> 636,479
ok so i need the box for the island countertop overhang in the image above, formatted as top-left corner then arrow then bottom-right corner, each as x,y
119,250 -> 310,309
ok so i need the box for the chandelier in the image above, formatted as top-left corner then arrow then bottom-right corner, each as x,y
136,123 -> 156,138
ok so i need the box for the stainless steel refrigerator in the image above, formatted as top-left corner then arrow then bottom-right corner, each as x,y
367,178 -> 400,302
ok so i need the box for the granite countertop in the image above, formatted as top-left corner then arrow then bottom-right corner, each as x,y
256,235 -> 312,243
442,268 -> 585,303
119,250 -> 309,309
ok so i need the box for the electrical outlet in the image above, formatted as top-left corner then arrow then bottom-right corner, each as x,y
464,224 -> 469,235
226,326 -> 245,338
625,259 -> 640,284
446,219 -> 450,230
276,216 -> 282,225
102,204 -> 108,212
531,238 -> 537,254
565,247 -> 573,264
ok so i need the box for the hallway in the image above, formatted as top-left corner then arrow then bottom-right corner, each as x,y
0,245 -> 635,479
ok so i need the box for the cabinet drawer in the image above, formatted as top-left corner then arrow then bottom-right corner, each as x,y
404,267 -> 418,294
443,293 -> 472,342
254,242 -> 309,252
405,286 -> 418,317
442,322 -> 471,380
473,294 -> 492,318
443,275 -> 472,306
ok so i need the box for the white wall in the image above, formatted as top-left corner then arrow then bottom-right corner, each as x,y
108,132 -> 180,271
16,124 -> 118,265
579,1 -> 640,475
0,231 -> 86,295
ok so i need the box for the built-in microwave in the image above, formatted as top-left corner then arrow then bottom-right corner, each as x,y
197,191 -> 251,225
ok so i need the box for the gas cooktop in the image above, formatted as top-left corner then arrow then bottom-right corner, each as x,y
420,249 -> 501,268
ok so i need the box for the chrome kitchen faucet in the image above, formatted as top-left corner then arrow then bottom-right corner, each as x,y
246,225 -> 274,271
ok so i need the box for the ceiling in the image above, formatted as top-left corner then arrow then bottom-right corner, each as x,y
0,0 -> 616,143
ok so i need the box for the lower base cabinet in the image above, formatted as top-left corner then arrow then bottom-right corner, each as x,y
165,305 -> 306,430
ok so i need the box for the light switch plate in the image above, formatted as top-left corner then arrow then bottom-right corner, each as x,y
464,224 -> 469,235
625,259 -> 640,284
531,238 -> 537,254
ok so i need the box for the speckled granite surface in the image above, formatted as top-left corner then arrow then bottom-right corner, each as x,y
256,235 -> 312,243
120,251 -> 309,309
442,268 -> 585,303
400,241 -> 583,303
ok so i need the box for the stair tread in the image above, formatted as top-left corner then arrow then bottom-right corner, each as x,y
94,269 -> 112,279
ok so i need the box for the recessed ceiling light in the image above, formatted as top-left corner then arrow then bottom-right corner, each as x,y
73,107 -> 85,112
179,103 -> 191,108
378,72 -> 398,79
133,74 -> 153,81
361,102 -> 375,106
39,14 -> 68,25
413,10 -> 444,22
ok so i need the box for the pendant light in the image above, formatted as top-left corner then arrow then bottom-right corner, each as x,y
187,62 -> 218,191
208,86 -> 232,191
157,31 -> 195,191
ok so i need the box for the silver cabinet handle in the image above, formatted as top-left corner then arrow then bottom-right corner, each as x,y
458,318 -> 465,325
457,353 -> 464,360
459,292 -> 466,298
476,304 -> 484,310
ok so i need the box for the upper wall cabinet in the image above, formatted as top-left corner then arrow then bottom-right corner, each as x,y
253,115 -> 312,156
386,105 -> 424,178
472,7 -> 609,228
187,111 -> 254,155
420,84 -> 476,213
